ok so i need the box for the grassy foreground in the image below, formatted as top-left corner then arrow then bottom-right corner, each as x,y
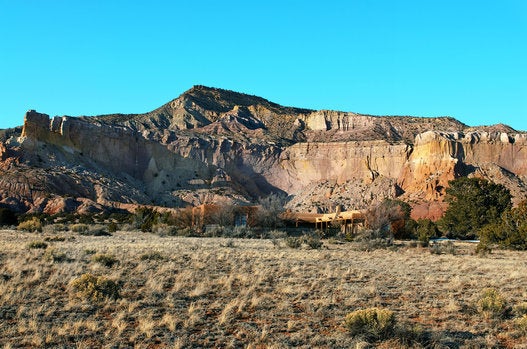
1,229 -> 527,348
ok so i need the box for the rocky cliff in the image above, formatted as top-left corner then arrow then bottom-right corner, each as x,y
1,86 -> 525,219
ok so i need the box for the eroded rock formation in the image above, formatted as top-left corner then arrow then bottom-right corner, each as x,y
0,86 -> 526,219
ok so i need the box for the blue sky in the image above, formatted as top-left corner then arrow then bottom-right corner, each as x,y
1,0 -> 526,131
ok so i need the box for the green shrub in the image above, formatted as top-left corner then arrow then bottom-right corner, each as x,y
477,288 -> 509,319
304,235 -> 323,249
344,308 -> 396,341
478,202 -> 527,250
108,222 -> 118,233
415,219 -> 439,246
17,217 -> 43,232
91,253 -> 119,267
133,207 -> 159,232
27,240 -> 48,249
70,273 -> 120,302
285,237 -> 302,249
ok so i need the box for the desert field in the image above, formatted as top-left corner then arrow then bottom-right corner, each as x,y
0,229 -> 526,348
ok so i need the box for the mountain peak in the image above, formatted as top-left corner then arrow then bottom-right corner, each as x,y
179,85 -> 313,115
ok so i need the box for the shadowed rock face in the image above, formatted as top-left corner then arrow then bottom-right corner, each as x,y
1,86 -> 526,218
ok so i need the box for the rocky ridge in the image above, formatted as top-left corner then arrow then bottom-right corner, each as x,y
1,85 -> 526,219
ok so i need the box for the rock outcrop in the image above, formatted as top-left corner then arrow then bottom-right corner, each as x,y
0,86 -> 526,219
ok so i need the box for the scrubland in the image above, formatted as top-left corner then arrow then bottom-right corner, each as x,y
1,229 -> 527,348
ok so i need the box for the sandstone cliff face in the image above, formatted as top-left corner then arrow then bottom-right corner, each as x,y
1,86 -> 526,219
274,141 -> 410,194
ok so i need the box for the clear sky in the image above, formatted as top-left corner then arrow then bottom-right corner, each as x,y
1,0 -> 526,131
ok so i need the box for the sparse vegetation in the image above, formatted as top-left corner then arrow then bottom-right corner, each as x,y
0,229 -> 526,347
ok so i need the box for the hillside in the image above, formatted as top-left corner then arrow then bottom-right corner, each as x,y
0,86 -> 526,218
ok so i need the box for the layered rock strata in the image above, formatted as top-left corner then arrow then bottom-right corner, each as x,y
0,86 -> 525,219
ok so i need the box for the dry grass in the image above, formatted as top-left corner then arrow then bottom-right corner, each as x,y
0,229 -> 527,348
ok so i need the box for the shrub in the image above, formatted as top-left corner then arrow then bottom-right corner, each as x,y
43,223 -> 68,233
365,199 -> 412,239
429,241 -> 456,255
27,240 -> 48,249
44,235 -> 66,242
81,225 -> 111,236
477,288 -> 509,319
132,207 -> 159,232
108,222 -> 118,233
479,202 -> 527,250
140,251 -> 166,261
516,314 -> 527,335
91,253 -> 119,267
475,241 -> 493,256
253,193 -> 286,229
344,308 -> 396,341
152,223 -> 178,236
353,231 -> 393,251
229,226 -> 256,238
175,227 -> 197,237
70,273 -> 120,302
416,219 -> 439,246
71,223 -> 89,233
44,248 -> 68,263
17,217 -> 42,232
304,235 -> 323,249
285,237 -> 302,249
